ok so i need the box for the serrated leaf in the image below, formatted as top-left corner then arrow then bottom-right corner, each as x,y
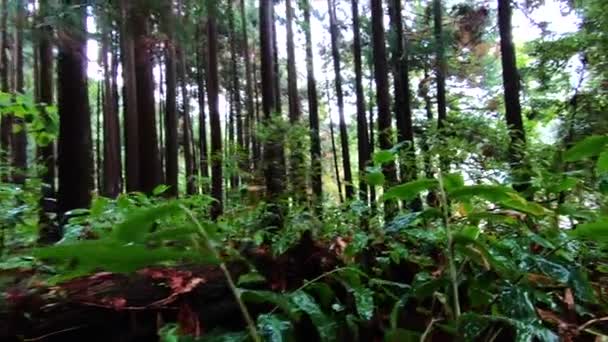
112,202 -> 182,243
352,286 -> 374,320
257,314 -> 294,342
564,135 -> 608,162
382,179 -> 438,201
289,291 -> 336,341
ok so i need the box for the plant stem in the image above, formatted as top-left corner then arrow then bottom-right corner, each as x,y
436,169 -> 461,319
180,205 -> 261,342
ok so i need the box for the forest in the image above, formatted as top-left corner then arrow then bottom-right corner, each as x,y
0,0 -> 607,340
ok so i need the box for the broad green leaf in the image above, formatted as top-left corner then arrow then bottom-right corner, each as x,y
240,290 -> 300,320
443,173 -> 465,192
257,314 -> 294,342
289,291 -> 336,341
237,272 -> 266,286
153,184 -> 171,196
534,257 -> 569,283
571,218 -> 608,241
547,177 -> 578,193
365,167 -> 385,186
598,150 -> 608,173
564,135 -> 608,162
382,179 -> 438,201
352,286 -> 374,320
373,150 -> 395,164
498,286 -> 535,320
112,202 -> 182,243
450,185 -> 546,216
569,268 -> 598,304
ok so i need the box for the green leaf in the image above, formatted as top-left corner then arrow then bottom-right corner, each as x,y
569,268 -> 598,304
257,314 -> 294,342
112,202 -> 182,243
237,272 -> 266,286
352,286 -> 374,321
382,179 -> 438,201
365,167 -> 385,186
547,177 -> 578,193
289,291 -> 336,341
153,184 -> 171,196
373,150 -> 395,164
597,150 -> 608,173
498,286 -> 535,320
240,290 -> 300,320
564,135 -> 608,162
450,185 -> 546,216
534,257 -> 570,283
443,173 -> 465,192
571,218 -> 608,241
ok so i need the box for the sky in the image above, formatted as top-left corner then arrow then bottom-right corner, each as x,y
85,0 -> 581,126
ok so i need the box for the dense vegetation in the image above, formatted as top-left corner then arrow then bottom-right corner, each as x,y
0,0 -> 607,340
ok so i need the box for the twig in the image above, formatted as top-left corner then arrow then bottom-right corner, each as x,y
577,316 -> 608,333
180,205 -> 261,342
420,318 -> 442,342
23,325 -> 86,341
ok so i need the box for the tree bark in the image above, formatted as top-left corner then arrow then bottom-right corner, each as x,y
57,0 -> 93,217
433,0 -> 447,130
240,0 -> 254,174
228,1 -> 242,188
327,0 -> 353,200
179,51 -> 196,195
0,0 -> 12,183
260,0 -> 285,227
119,0 -> 140,192
327,79 -> 343,204
371,0 -> 397,219
389,0 -> 420,210
207,0 -> 223,219
162,2 -> 178,197
132,1 -> 161,194
498,0 -> 528,193
302,0 -> 322,211
11,0 -> 27,185
196,25 -> 208,185
351,0 -> 370,204
102,21 -> 121,198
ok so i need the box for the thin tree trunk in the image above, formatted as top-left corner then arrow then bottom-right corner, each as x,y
389,0 -> 420,210
327,0 -> 353,200
111,31 -> 122,190
102,22 -> 121,198
260,0 -> 285,227
498,0 -> 529,193
351,0 -> 370,205
132,1 -> 161,194
371,0 -> 397,220
252,56 -> 261,172
0,0 -> 12,183
96,81 -> 102,192
302,0 -> 322,211
119,0 -> 140,192
368,72 -> 377,212
327,79 -> 343,204
207,1 -> 223,219
158,55 -> 165,185
12,0 -> 27,184
228,2 -> 241,188
162,2 -> 178,197
179,52 -> 196,195
57,0 -> 93,217
240,0 -> 254,174
285,0 -> 304,202
196,25 -> 208,184
433,0 -> 447,130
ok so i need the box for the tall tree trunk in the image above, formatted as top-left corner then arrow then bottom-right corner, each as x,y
0,0 -> 11,183
260,0 -> 285,227
302,0 -> 322,211
132,1 -> 161,194
102,23 -> 121,198
96,81 -> 102,192
12,0 -> 26,184
111,32 -> 122,190
162,2 -> 178,197
57,0 -> 93,217
207,1 -> 223,219
228,1 -> 242,188
371,0 -> 397,219
327,0 -> 353,200
433,0 -> 447,130
498,0 -> 528,193
368,72 -> 377,212
158,56 -> 165,185
37,0 -> 58,243
119,0 -> 140,192
327,79 -> 343,204
285,0 -> 304,202
180,52 -> 196,195
351,0 -> 370,204
196,25 -> 208,185
389,0 -> 420,210
252,55 -> 261,172
240,0 -> 254,174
